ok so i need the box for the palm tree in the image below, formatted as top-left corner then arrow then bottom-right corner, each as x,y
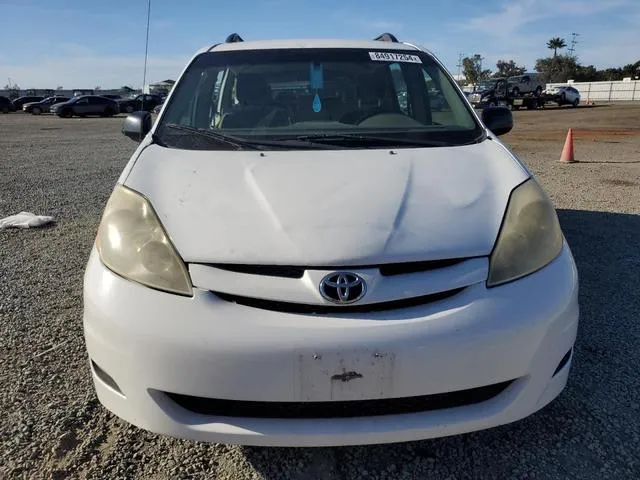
547,38 -> 567,57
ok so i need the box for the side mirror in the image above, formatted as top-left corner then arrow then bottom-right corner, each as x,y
122,111 -> 152,141
482,106 -> 513,136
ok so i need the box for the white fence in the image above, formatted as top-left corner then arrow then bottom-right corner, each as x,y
547,80 -> 640,102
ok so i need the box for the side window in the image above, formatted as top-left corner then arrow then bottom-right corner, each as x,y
422,69 -> 452,113
389,63 -> 409,115
522,76 -> 530,83
77,98 -> 88,105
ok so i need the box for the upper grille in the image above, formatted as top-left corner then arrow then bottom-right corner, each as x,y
204,257 -> 470,279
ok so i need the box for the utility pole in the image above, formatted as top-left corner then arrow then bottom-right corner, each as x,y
457,53 -> 464,81
568,33 -> 580,59
141,0 -> 151,111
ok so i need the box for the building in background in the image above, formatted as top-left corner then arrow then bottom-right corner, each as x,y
143,79 -> 175,95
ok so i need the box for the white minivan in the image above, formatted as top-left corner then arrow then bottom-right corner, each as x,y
83,33 -> 579,447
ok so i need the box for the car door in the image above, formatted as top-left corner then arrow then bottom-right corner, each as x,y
88,97 -> 108,114
521,76 -> 531,92
73,97 -> 90,114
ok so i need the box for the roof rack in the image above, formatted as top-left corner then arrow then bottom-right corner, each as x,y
225,33 -> 244,43
373,33 -> 399,43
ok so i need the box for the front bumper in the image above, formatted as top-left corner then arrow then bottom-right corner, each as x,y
83,244 -> 579,446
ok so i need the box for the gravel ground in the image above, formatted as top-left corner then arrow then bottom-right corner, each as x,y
1,106 -> 639,479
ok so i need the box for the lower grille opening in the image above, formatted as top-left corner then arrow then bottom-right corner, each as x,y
164,380 -> 514,419
91,360 -> 124,396
213,287 -> 465,315
553,348 -> 572,376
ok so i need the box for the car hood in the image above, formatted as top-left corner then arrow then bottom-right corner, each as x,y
123,140 -> 529,265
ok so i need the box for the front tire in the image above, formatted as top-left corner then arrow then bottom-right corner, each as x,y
59,108 -> 73,118
1,106 -> 8,114
535,86 -> 543,96
32,106 -> 41,115
572,99 -> 579,108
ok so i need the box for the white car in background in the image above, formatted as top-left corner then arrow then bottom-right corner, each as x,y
83,33 -> 579,447
545,86 -> 581,107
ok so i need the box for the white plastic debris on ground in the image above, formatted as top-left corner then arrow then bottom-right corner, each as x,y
0,212 -> 55,229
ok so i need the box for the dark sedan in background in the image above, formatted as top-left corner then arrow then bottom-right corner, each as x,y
118,94 -> 163,113
1,96 -> 16,113
51,96 -> 119,118
23,96 -> 71,114
12,95 -> 44,110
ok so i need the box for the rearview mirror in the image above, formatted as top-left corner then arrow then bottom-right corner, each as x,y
482,106 -> 513,136
122,111 -> 152,141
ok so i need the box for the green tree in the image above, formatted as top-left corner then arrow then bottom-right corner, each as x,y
493,59 -> 526,78
462,54 -> 492,84
546,37 -> 567,57
573,65 -> 601,82
535,55 -> 577,83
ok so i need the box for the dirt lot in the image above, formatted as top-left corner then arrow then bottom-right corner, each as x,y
1,105 -> 639,479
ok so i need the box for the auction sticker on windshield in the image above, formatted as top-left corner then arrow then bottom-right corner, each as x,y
368,52 -> 422,63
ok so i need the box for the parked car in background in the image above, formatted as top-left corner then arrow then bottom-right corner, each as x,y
118,94 -> 163,113
12,96 -> 44,110
23,96 -> 71,114
468,78 -> 509,108
101,94 -> 122,100
507,74 -> 544,96
51,95 -> 119,118
545,86 -> 580,107
0,96 -> 16,113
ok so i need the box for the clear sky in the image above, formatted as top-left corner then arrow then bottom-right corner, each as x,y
1,0 -> 638,89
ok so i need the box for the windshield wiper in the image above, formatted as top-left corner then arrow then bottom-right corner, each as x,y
161,124 -> 262,150
161,124 -> 338,150
286,133 -> 454,148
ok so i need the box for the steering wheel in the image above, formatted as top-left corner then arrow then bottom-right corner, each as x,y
257,103 -> 293,128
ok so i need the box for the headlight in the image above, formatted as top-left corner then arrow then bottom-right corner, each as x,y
487,179 -> 563,287
95,185 -> 192,296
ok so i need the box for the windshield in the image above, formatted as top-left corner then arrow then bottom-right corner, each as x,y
476,81 -> 496,90
157,48 -> 483,150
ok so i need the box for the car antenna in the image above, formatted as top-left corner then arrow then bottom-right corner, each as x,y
225,33 -> 244,43
373,33 -> 399,43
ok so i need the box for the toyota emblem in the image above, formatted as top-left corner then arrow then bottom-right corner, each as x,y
319,272 -> 367,304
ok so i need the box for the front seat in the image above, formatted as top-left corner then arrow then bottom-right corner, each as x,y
340,73 -> 394,124
220,74 -> 289,129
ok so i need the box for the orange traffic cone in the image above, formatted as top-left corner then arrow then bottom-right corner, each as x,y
559,129 -> 577,163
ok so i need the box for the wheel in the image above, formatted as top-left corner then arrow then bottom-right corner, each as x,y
32,106 -> 41,115
125,105 -> 135,113
1,106 -> 8,114
512,87 -> 520,96
60,108 -> 73,118
535,86 -> 543,96
572,98 -> 579,108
